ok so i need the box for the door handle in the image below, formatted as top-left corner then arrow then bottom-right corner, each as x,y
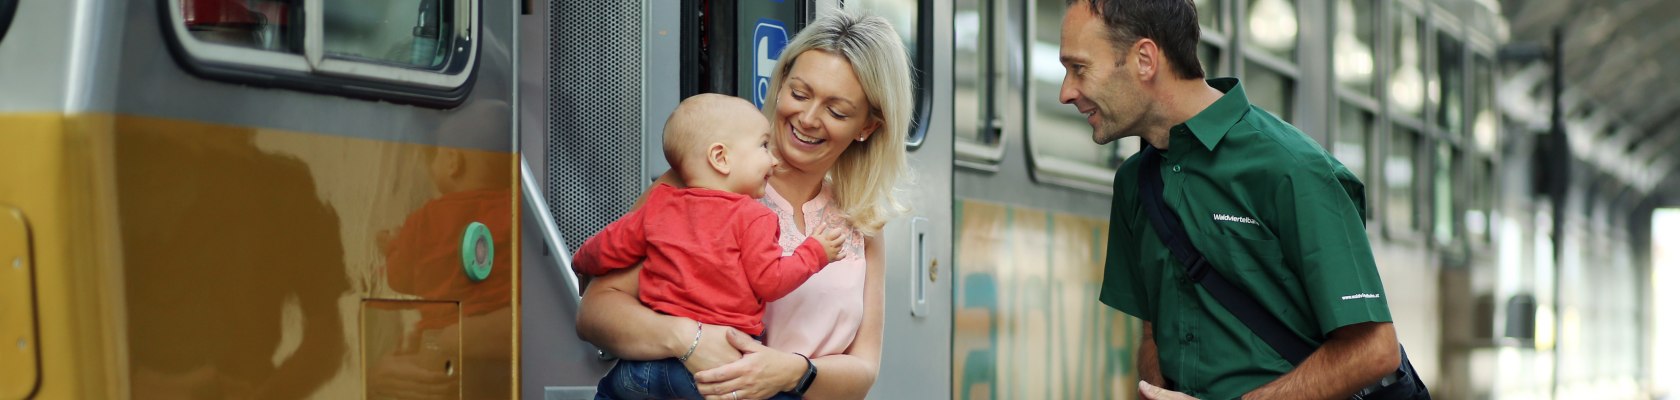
909,217 -> 932,317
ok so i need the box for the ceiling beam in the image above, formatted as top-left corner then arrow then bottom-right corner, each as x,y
1630,119 -> 1680,165
1557,0 -> 1668,72
1630,92 -> 1680,130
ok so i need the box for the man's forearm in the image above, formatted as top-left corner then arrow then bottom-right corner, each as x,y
1242,322 -> 1400,400
1138,322 -> 1165,388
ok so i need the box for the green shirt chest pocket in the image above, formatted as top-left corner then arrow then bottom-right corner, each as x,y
1197,232 -> 1283,276
1195,231 -> 1319,333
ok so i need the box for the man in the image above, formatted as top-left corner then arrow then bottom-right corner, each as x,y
1057,0 -> 1404,399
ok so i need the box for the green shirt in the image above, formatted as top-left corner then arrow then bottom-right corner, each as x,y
1099,78 -> 1391,399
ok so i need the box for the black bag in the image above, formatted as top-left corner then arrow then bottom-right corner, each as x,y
1135,146 -> 1429,400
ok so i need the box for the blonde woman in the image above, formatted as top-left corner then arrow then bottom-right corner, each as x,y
577,11 -> 913,400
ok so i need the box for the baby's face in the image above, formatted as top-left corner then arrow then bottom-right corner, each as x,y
725,113 -> 778,197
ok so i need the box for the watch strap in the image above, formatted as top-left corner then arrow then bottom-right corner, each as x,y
791,352 -> 817,395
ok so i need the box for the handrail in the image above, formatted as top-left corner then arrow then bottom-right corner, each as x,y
520,156 -> 615,360
520,157 -> 583,304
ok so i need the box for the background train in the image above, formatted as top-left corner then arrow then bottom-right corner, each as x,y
0,0 -> 1672,399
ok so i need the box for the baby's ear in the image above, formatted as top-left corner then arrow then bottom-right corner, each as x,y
707,142 -> 730,175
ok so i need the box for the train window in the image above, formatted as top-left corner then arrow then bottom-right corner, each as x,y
1388,7 -> 1425,117
1465,159 -> 1493,243
954,0 -> 1005,165
1385,124 -> 1420,233
311,0 -> 476,89
1027,0 -> 1125,192
1471,56 -> 1497,153
178,0 -> 303,53
1198,0 -> 1223,33
845,0 -> 931,149
1478,160 -> 1494,242
1335,103 -> 1373,184
322,0 -> 454,70
1432,142 -> 1457,244
162,0 -> 479,107
1436,32 -> 1465,134
1244,61 -> 1294,123
1246,0 -> 1297,61
1333,0 -> 1375,96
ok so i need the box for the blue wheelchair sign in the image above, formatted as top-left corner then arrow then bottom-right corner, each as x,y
752,18 -> 789,109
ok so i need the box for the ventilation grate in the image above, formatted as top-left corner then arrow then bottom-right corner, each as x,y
546,1 -> 644,252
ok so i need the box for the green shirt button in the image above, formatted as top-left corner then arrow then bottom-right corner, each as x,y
1172,165 -> 1182,173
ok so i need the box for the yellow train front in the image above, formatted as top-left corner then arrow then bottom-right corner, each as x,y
0,0 -> 519,398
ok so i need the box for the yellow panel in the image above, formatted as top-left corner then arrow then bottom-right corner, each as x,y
1,113 -> 518,399
0,207 -> 40,400
952,199 -> 1142,400
363,300 -> 462,400
0,113 -> 126,399
109,115 -> 516,399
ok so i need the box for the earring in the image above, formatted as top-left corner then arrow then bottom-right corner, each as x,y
856,137 -> 867,142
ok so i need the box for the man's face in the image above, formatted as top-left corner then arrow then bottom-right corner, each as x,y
1059,1 -> 1148,145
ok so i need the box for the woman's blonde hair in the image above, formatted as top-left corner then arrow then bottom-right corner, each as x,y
762,11 -> 913,235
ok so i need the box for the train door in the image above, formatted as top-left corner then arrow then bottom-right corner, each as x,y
519,0 -> 951,398
822,1 -> 954,398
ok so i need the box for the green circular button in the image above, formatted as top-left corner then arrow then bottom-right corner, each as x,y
460,222 -> 494,282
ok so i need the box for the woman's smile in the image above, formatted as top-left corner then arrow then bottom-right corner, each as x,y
789,122 -> 827,146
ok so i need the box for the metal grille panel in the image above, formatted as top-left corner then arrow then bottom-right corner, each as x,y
547,1 -> 644,252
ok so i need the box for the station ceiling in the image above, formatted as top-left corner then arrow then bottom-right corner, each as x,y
1499,0 -> 1680,204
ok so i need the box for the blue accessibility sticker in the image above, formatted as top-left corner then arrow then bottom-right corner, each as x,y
752,18 -> 789,109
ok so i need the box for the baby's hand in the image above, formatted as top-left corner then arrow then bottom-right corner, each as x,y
814,223 -> 847,262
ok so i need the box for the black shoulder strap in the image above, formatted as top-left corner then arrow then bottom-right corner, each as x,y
1136,146 -> 1316,365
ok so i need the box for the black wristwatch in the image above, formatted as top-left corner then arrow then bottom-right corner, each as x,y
791,353 -> 818,396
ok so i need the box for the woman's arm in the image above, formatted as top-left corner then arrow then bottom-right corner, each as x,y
575,266 -> 689,358
802,234 -> 885,399
576,242 -> 744,372
693,235 -> 885,400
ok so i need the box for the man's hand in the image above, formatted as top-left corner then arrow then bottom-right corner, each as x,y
1140,381 -> 1200,400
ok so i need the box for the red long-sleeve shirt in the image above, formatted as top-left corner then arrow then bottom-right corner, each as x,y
572,184 -> 828,335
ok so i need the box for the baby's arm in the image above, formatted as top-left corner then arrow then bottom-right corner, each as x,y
740,212 -> 833,302
571,207 -> 650,276
811,223 -> 846,262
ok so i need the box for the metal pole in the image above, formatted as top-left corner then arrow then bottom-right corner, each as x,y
1548,25 -> 1567,400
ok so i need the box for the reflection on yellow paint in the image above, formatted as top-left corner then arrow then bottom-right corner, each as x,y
953,199 -> 1141,400
77,113 -> 518,399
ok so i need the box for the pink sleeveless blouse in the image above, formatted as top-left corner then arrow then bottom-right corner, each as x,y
757,183 -> 867,357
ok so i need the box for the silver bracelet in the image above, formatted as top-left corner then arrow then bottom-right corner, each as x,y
678,321 -> 702,362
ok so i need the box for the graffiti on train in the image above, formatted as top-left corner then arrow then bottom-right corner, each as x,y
953,199 -> 1143,400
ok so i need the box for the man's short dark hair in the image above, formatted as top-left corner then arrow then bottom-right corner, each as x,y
1067,0 -> 1206,79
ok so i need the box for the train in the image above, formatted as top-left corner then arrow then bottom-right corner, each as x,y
0,0 -> 1657,399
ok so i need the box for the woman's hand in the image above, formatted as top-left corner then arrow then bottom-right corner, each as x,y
683,323 -> 745,374
693,330 -> 806,400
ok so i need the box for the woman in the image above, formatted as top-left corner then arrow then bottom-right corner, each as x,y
576,11 -> 913,400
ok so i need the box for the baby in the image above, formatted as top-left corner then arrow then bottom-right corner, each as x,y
573,94 -> 845,400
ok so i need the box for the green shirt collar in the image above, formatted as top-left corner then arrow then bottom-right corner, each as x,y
1173,78 -> 1250,152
